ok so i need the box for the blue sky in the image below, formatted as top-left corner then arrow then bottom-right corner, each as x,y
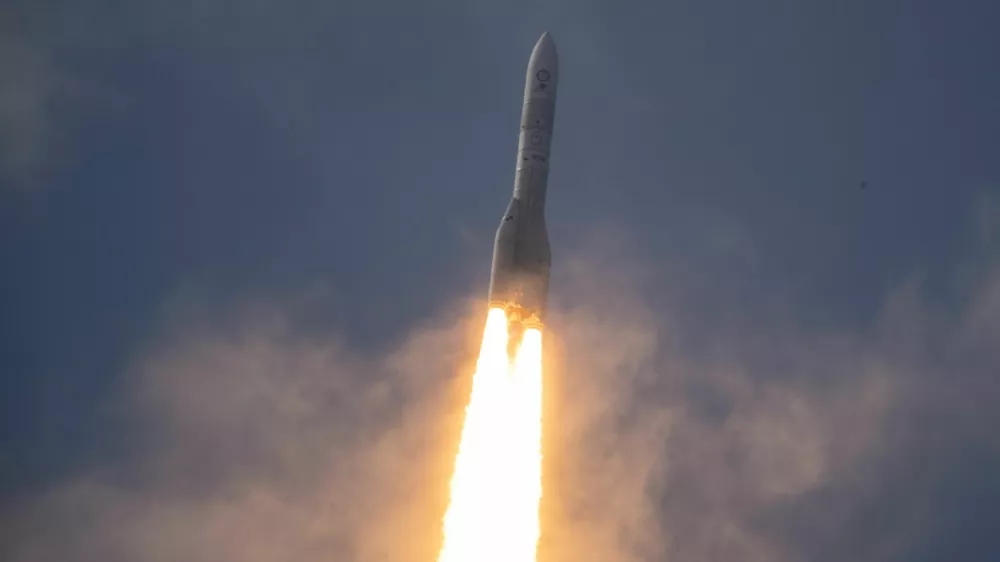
2,1 -> 999,560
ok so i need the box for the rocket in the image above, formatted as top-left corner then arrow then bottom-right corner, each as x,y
488,32 -> 558,329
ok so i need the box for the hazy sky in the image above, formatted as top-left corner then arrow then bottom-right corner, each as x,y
2,1 -> 999,561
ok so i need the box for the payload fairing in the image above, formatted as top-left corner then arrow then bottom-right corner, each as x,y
488,32 -> 559,328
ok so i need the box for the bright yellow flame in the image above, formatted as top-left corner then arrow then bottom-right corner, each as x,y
438,308 -> 544,562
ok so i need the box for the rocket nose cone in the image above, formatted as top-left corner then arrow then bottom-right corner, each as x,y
524,32 -> 559,101
533,31 -> 557,62
529,31 -> 558,82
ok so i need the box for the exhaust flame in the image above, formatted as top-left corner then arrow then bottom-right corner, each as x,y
438,307 -> 544,562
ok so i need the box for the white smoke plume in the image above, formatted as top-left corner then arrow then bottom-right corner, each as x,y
4,220 -> 998,562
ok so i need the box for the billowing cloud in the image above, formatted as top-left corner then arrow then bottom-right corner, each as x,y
3,214 -> 998,561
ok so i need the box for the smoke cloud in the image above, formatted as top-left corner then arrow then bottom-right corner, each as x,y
3,215 -> 999,562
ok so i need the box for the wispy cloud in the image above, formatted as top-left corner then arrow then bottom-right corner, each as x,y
0,30 -> 60,191
0,14 -> 129,194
